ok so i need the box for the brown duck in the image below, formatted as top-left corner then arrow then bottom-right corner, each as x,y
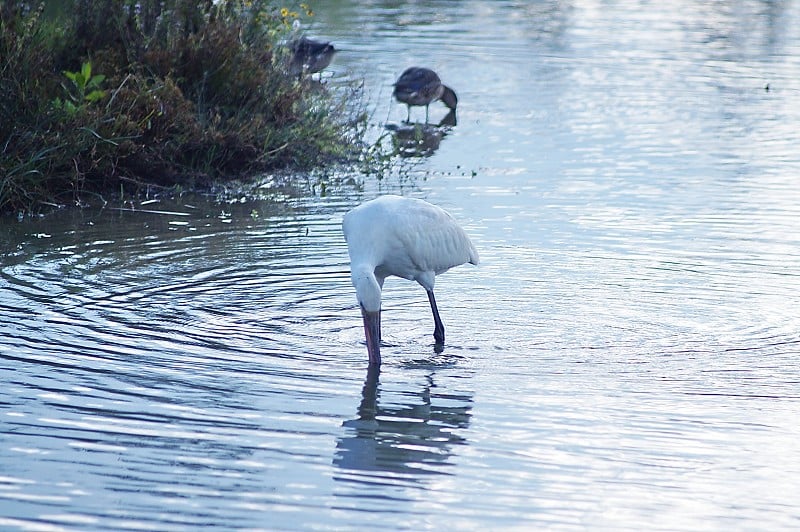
393,67 -> 458,123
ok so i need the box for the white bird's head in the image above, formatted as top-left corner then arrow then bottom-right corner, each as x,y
351,266 -> 381,313
351,265 -> 382,366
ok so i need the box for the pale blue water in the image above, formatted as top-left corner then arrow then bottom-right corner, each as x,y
2,1 -> 800,529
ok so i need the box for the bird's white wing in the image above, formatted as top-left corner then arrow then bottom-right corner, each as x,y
343,195 -> 478,289
391,199 -> 478,275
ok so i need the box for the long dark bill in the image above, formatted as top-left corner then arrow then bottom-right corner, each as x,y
361,305 -> 382,366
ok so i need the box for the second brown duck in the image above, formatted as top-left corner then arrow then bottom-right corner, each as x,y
290,37 -> 336,78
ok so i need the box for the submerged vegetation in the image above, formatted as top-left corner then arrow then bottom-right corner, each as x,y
0,0 -> 376,213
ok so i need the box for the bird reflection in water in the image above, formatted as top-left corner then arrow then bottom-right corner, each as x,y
333,367 -> 473,485
385,109 -> 457,158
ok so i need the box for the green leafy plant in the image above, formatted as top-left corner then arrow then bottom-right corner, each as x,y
54,61 -> 106,113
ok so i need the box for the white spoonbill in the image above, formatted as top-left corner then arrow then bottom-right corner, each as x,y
342,195 -> 479,366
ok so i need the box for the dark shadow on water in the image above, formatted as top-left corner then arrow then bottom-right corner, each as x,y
437,109 -> 457,127
333,365 -> 472,488
385,110 -> 456,157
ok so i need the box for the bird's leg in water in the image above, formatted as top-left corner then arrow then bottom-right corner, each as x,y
427,290 -> 445,345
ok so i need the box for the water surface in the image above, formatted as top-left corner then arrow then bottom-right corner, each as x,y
2,1 -> 800,529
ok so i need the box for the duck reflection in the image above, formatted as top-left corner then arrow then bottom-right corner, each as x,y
386,110 -> 456,158
333,367 -> 472,484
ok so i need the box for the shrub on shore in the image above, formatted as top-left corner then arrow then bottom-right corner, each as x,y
0,1 -> 367,213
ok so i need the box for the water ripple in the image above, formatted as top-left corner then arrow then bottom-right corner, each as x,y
4,0 -> 800,528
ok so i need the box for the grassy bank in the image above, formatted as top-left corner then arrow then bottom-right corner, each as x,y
1,0 -> 372,214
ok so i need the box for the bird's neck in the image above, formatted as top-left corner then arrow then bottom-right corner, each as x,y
440,86 -> 458,110
351,265 -> 382,312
